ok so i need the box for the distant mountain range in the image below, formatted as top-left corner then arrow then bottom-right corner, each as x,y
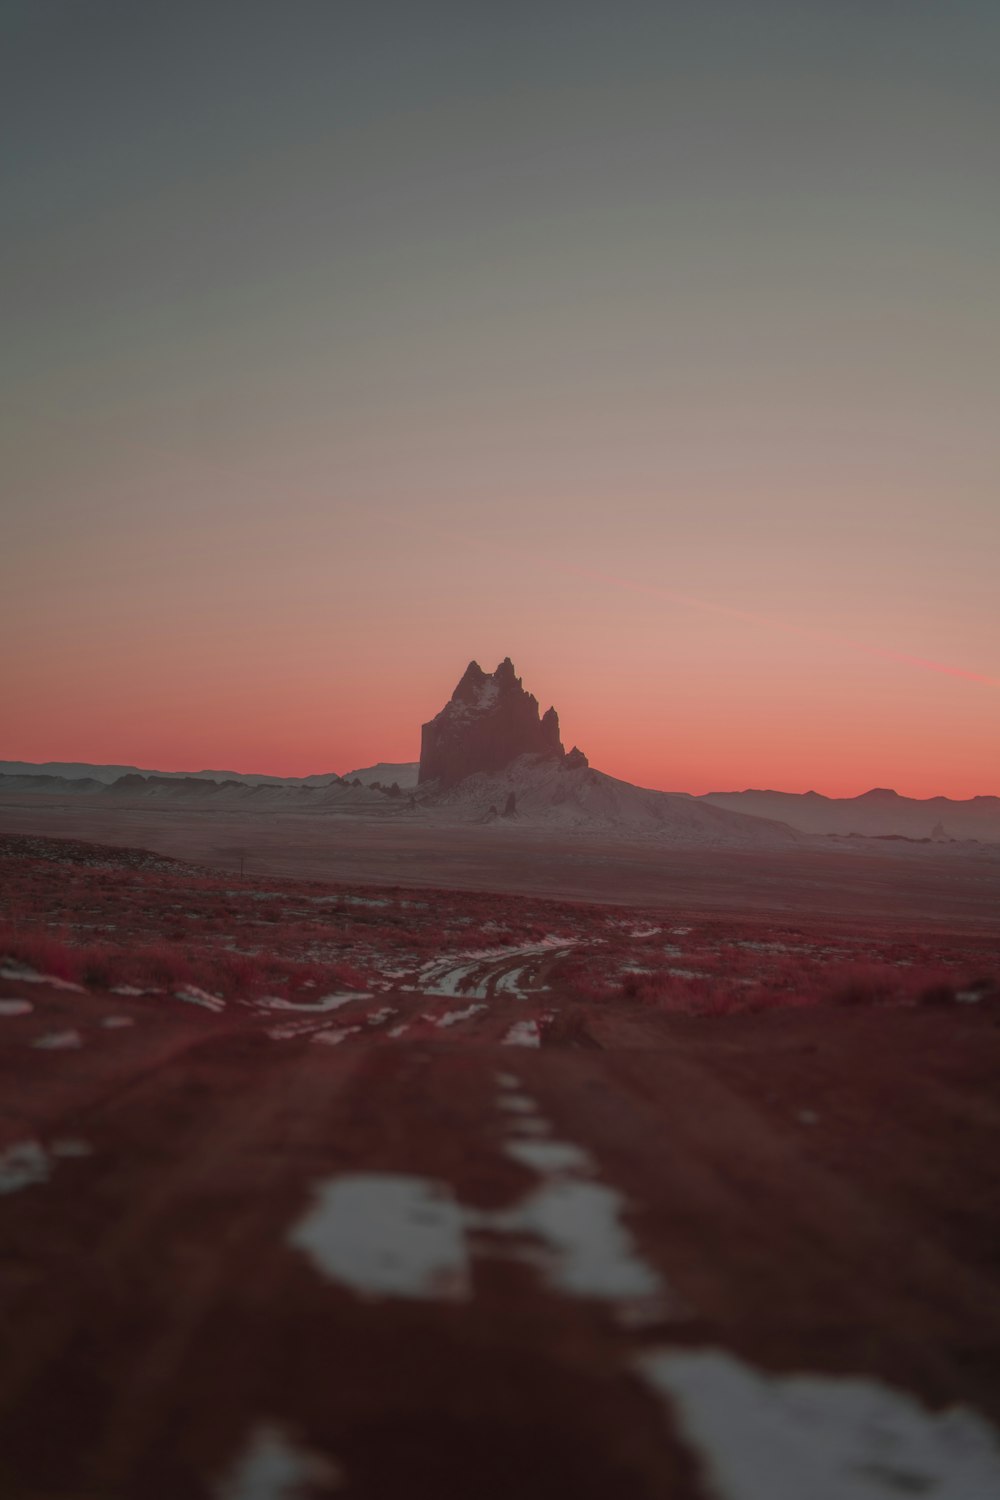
0,759 -> 420,790
698,787 -> 1000,843
2,659 -> 996,844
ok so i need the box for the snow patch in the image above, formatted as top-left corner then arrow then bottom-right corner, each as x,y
0,1137 -> 91,1194
498,1093 -> 539,1115
639,1348 -> 1000,1500
495,966 -> 531,995
503,1020 -> 540,1048
0,1140 -> 50,1194
0,999 -> 32,1017
0,963 -> 85,992
435,1003 -> 487,1028
255,992 -> 370,1013
216,1423 -> 343,1499
505,1139 -> 594,1175
174,986 -> 226,1013
289,1174 -> 470,1300
470,1178 -> 661,1301
311,1026 -> 361,1047
32,1029 -> 83,1050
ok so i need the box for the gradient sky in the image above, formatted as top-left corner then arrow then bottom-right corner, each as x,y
3,1 -> 998,797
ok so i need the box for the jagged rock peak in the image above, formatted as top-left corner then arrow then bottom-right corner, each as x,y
453,660 -> 491,702
419,658 -> 574,787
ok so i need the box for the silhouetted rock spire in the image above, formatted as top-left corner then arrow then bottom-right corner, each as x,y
419,658 -> 570,787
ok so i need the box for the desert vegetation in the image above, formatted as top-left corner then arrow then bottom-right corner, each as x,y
0,834 -> 994,1021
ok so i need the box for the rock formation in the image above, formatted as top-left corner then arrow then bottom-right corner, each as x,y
418,658 -> 568,787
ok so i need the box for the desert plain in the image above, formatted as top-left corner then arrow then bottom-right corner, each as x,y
1,787 -> 998,1499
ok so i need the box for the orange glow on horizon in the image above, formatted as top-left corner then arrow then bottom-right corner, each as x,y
3,634 -> 997,803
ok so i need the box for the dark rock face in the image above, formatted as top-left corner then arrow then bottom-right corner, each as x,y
419,658 -> 568,787
563,746 -> 589,771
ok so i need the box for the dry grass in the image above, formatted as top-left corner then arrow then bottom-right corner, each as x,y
0,834 -> 994,1017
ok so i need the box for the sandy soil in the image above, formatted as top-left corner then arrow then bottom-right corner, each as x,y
1,792 -> 998,927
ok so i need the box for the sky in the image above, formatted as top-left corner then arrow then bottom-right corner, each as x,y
2,0 -> 998,798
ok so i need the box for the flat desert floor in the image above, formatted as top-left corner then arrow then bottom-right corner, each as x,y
1,789 -> 999,923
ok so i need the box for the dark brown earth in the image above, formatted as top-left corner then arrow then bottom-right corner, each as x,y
2,940 -> 1000,1497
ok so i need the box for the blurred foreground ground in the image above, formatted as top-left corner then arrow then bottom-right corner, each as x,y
1,831 -> 999,1498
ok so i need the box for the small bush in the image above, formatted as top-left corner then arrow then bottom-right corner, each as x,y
829,969 -> 895,1007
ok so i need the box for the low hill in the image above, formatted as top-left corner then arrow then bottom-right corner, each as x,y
421,754 -> 802,848
343,762 -> 420,788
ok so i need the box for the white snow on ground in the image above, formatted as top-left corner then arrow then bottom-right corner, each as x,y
0,1137 -> 91,1194
494,966 -> 531,995
289,1167 -> 663,1307
288,1080 -> 664,1315
435,1004 -> 487,1028
498,1094 -> 539,1114
0,1140 -> 50,1194
365,1007 -> 396,1027
265,1021 -> 328,1040
0,963 -> 85,992
387,1024 -> 409,1038
503,1020 -> 540,1048
290,1174 -> 470,1300
174,986 -> 226,1013
639,1348 -> 1000,1500
110,984 -> 150,996
505,1140 -> 592,1175
216,1422 -> 343,1499
488,1084 -> 663,1308
102,1016 -> 135,1028
311,1027 -> 362,1047
472,1178 -> 662,1301
255,993 -> 370,1013
32,1030 -> 83,1050
416,962 -> 486,998
412,937 -> 579,999
0,999 -> 33,1016
425,753 -> 802,847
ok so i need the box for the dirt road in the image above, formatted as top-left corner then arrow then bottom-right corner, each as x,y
2,955 -> 999,1498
